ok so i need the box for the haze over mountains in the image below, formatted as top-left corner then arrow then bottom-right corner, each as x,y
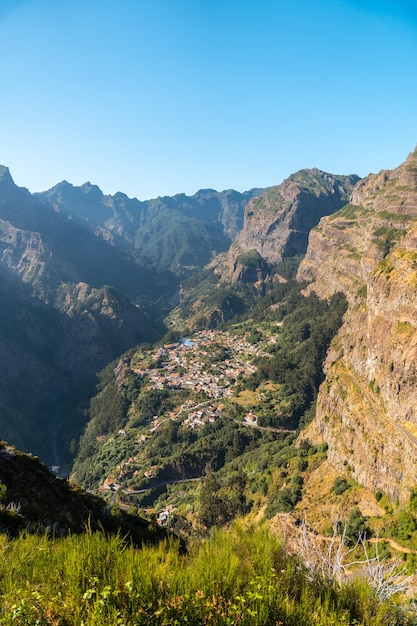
2,147 -> 417,546
36,181 -> 262,275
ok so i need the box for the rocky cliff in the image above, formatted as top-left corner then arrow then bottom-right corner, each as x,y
215,169 -> 358,283
298,147 -> 417,502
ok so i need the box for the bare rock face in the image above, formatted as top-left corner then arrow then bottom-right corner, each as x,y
219,169 -> 359,283
298,147 -> 417,502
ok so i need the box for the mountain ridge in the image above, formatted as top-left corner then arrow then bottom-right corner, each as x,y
36,181 -> 264,274
169,168 -> 359,331
298,146 -> 417,502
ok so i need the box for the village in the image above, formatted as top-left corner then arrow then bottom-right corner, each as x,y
100,328 -> 269,508
132,328 -> 263,400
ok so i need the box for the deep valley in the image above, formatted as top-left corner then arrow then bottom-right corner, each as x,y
2,148 -> 417,622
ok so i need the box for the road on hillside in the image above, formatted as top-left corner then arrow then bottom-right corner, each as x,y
369,537 -> 417,555
238,419 -> 296,434
121,476 -> 201,496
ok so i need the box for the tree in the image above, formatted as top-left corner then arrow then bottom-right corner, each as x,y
343,507 -> 370,546
198,472 -> 227,529
333,476 -> 350,496
282,519 -> 413,600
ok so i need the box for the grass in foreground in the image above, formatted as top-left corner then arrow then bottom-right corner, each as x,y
0,522 -> 413,625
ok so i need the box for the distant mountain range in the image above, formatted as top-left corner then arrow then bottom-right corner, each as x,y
36,181 -> 263,275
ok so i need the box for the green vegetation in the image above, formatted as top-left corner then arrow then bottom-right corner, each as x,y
0,441 -> 169,546
197,470 -> 250,529
243,289 -> 347,429
273,254 -> 304,280
0,523 -> 411,625
328,203 -> 368,220
356,283 -> 367,300
378,210 -> 415,222
343,507 -> 370,545
177,269 -> 261,330
376,492 -> 417,550
72,279 -> 347,524
372,225 -> 404,256
236,248 -> 267,269
373,257 -> 394,277
333,476 -> 351,496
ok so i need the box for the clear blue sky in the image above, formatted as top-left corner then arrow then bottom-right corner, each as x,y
1,0 -> 417,200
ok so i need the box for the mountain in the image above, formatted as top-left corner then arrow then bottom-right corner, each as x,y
219,168 -> 360,282
3,154 -> 417,619
0,167 -> 176,303
297,146 -> 417,502
0,168 -> 173,464
4,150 -> 417,509
36,183 -> 263,275
170,169 -> 359,331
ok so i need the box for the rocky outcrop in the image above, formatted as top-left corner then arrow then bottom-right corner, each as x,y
218,169 -> 359,283
298,147 -> 417,502
169,169 -> 359,332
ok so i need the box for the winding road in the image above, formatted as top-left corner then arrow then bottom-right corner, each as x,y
121,476 -> 201,496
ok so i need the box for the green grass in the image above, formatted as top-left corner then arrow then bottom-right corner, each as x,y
0,524 -> 412,625
378,210 -> 414,222
327,204 -> 368,221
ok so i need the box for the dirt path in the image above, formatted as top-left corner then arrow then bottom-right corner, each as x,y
369,536 -> 417,555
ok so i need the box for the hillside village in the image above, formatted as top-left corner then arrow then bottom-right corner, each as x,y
99,326 -> 276,508
132,329 -> 267,399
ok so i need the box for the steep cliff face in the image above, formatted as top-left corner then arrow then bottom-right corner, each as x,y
219,169 -> 359,281
298,147 -> 417,502
170,169 -> 359,332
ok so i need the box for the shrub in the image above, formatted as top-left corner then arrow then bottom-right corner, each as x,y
333,476 -> 350,496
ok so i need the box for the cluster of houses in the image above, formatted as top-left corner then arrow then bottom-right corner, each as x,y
182,404 -> 225,428
132,330 -> 261,399
100,330 -> 266,502
157,504 -> 175,525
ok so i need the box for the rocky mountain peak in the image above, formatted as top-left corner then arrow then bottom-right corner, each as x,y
0,165 -> 32,199
80,181 -> 103,199
0,165 -> 14,186
349,146 -> 417,212
216,168 -> 359,283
